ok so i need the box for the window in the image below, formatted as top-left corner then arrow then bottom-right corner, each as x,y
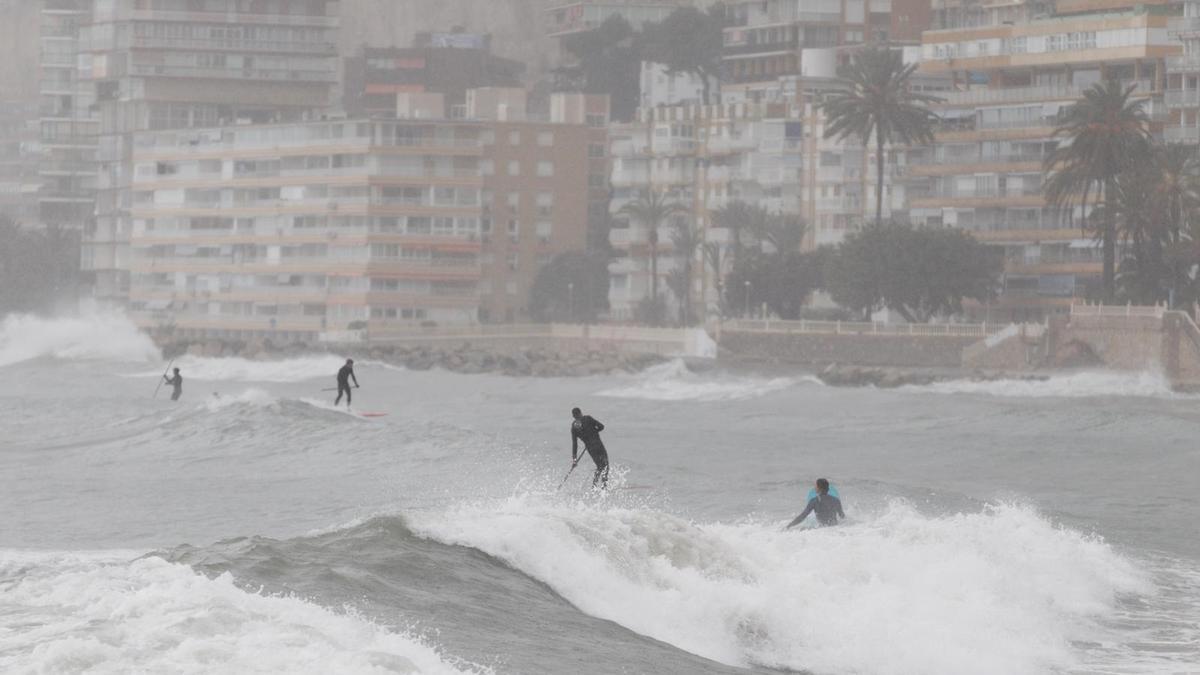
506,253 -> 519,272
586,113 -> 606,128
480,159 -> 494,176
507,192 -> 520,210
508,219 -> 519,242
480,129 -> 495,145
536,192 -> 553,217
588,173 -> 607,188
536,221 -> 552,243
588,143 -> 605,158
509,130 -> 521,145
508,160 -> 520,176
536,161 -> 554,177
537,131 -> 554,146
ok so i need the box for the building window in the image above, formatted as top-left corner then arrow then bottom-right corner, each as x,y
480,159 -> 494,176
509,130 -> 521,145
588,143 -> 605,158
481,129 -> 494,145
588,173 -> 607,188
536,160 -> 554,177
507,253 -> 519,272
536,192 -> 553,217
508,219 -> 519,242
507,192 -> 520,210
536,221 -> 552,243
538,131 -> 554,146
586,113 -> 606,128
508,160 -> 520,176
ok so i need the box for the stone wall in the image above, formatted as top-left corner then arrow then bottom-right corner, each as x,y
718,331 -> 978,368
1049,314 -> 1164,371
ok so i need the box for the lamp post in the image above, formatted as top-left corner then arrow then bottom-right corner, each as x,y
743,279 -> 751,318
568,281 -> 575,322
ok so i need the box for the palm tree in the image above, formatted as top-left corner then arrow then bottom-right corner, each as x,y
702,241 -> 726,317
1044,80 -> 1153,302
669,218 -> 702,325
617,189 -> 686,324
711,201 -> 767,268
757,213 -> 808,255
821,46 -> 942,226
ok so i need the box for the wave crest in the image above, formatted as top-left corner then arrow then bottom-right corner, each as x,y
597,359 -> 803,401
0,309 -> 160,368
906,371 -> 1181,399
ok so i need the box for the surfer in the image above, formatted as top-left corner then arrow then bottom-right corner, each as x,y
334,358 -> 359,408
570,407 -> 609,488
786,478 -> 845,528
163,367 -> 183,401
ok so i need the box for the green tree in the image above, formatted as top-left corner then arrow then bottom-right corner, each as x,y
821,46 -> 942,226
723,249 -> 823,319
1044,80 -> 1153,302
640,5 -> 725,104
617,189 -> 686,325
556,15 -> 642,121
826,224 -> 1001,322
528,250 -> 610,323
711,200 -> 767,267
667,217 -> 703,325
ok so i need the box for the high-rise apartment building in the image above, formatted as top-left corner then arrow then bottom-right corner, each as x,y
126,119 -> 484,340
912,0 -> 1177,321
545,1 -> 695,38
396,88 -> 610,322
38,0 -> 97,232
0,102 -> 40,224
81,0 -> 341,303
1168,0 -> 1200,143
343,34 -> 525,119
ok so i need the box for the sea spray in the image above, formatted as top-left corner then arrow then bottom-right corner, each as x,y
905,370 -> 1182,399
597,359 -> 805,402
410,497 -> 1150,675
0,309 -> 160,367
0,552 -> 485,675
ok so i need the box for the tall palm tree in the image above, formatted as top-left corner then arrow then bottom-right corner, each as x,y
711,200 -> 767,268
821,46 -> 942,226
669,218 -> 702,325
757,213 -> 808,254
1044,80 -> 1152,302
617,189 -> 685,324
702,241 -> 726,317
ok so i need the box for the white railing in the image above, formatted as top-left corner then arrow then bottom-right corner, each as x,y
722,318 -> 994,337
1070,302 -> 1166,318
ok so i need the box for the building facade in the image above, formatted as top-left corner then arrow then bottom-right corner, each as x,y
81,0 -> 341,303
127,119 -> 484,341
912,0 -> 1177,321
38,0 -> 97,232
545,1 -> 695,38
1168,0 -> 1200,144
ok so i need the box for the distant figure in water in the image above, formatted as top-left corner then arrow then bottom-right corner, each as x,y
163,367 -> 183,401
571,407 -> 609,488
334,358 -> 359,408
787,478 -> 845,528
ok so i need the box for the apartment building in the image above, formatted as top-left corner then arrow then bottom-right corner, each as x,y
82,0 -> 341,304
0,103 -> 40,224
1168,0 -> 1200,143
397,88 -> 610,322
126,119 -> 484,341
912,0 -> 1177,321
38,0 -> 97,232
545,1 -> 695,38
721,0 -> 931,97
343,34 -> 525,119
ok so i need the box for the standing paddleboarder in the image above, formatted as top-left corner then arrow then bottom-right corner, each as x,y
163,367 -> 183,402
334,358 -> 359,408
570,407 -> 609,489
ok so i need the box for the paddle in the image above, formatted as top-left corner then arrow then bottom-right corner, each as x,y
556,456 -> 582,491
152,358 -> 175,399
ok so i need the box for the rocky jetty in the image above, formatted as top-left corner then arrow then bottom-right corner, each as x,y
159,337 -> 667,378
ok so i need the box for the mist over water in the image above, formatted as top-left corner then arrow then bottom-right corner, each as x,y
2,314 -> 1199,674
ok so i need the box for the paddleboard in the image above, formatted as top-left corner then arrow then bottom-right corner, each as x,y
357,412 -> 388,418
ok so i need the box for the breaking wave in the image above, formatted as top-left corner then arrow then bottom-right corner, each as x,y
906,371 -> 1182,399
409,498 -> 1156,675
0,310 -> 159,368
131,354 -> 347,383
597,359 -> 805,402
0,552 -> 484,674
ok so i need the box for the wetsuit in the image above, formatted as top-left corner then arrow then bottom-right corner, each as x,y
164,374 -> 183,401
334,364 -> 358,407
571,415 -> 609,488
787,493 -> 845,528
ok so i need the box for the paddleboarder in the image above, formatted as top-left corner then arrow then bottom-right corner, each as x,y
570,407 -> 609,488
334,358 -> 359,408
163,367 -> 183,402
786,478 -> 845,528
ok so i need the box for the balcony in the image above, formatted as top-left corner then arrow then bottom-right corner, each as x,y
1167,90 -> 1200,109
128,9 -> 337,28
1165,126 -> 1200,144
1169,16 -> 1200,38
129,63 -> 337,83
939,85 -> 1085,107
127,35 -> 337,56
1169,54 -> 1200,73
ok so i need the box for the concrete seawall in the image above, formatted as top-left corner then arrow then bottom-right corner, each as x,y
719,331 -> 978,368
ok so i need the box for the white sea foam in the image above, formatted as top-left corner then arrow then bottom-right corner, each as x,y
411,499 -> 1151,675
597,359 -> 803,402
907,370 -> 1183,399
132,354 -> 347,383
0,310 -> 159,368
0,552 -> 483,675
201,387 -> 277,411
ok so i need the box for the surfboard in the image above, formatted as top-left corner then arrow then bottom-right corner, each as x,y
357,412 -> 388,418
807,485 -> 840,501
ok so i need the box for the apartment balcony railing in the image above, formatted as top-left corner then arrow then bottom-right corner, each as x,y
939,85 -> 1085,106
1167,90 -> 1200,108
1165,126 -> 1200,144
128,9 -> 337,28
1168,54 -> 1200,72
1169,16 -> 1200,38
127,35 -> 337,55
130,63 -> 337,83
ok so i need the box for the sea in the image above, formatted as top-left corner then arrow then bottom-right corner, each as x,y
1,310 -> 1198,675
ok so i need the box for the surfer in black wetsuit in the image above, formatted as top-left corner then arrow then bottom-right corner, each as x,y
571,407 -> 609,488
334,358 -> 359,408
786,478 -> 845,528
163,368 -> 183,401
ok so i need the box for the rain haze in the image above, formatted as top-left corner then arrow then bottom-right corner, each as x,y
2,1 -> 1199,674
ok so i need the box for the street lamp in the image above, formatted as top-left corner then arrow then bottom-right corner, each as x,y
743,280 -> 751,318
567,281 -> 575,322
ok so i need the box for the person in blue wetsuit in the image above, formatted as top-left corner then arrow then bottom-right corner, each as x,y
787,478 -> 845,528
570,407 -> 609,488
